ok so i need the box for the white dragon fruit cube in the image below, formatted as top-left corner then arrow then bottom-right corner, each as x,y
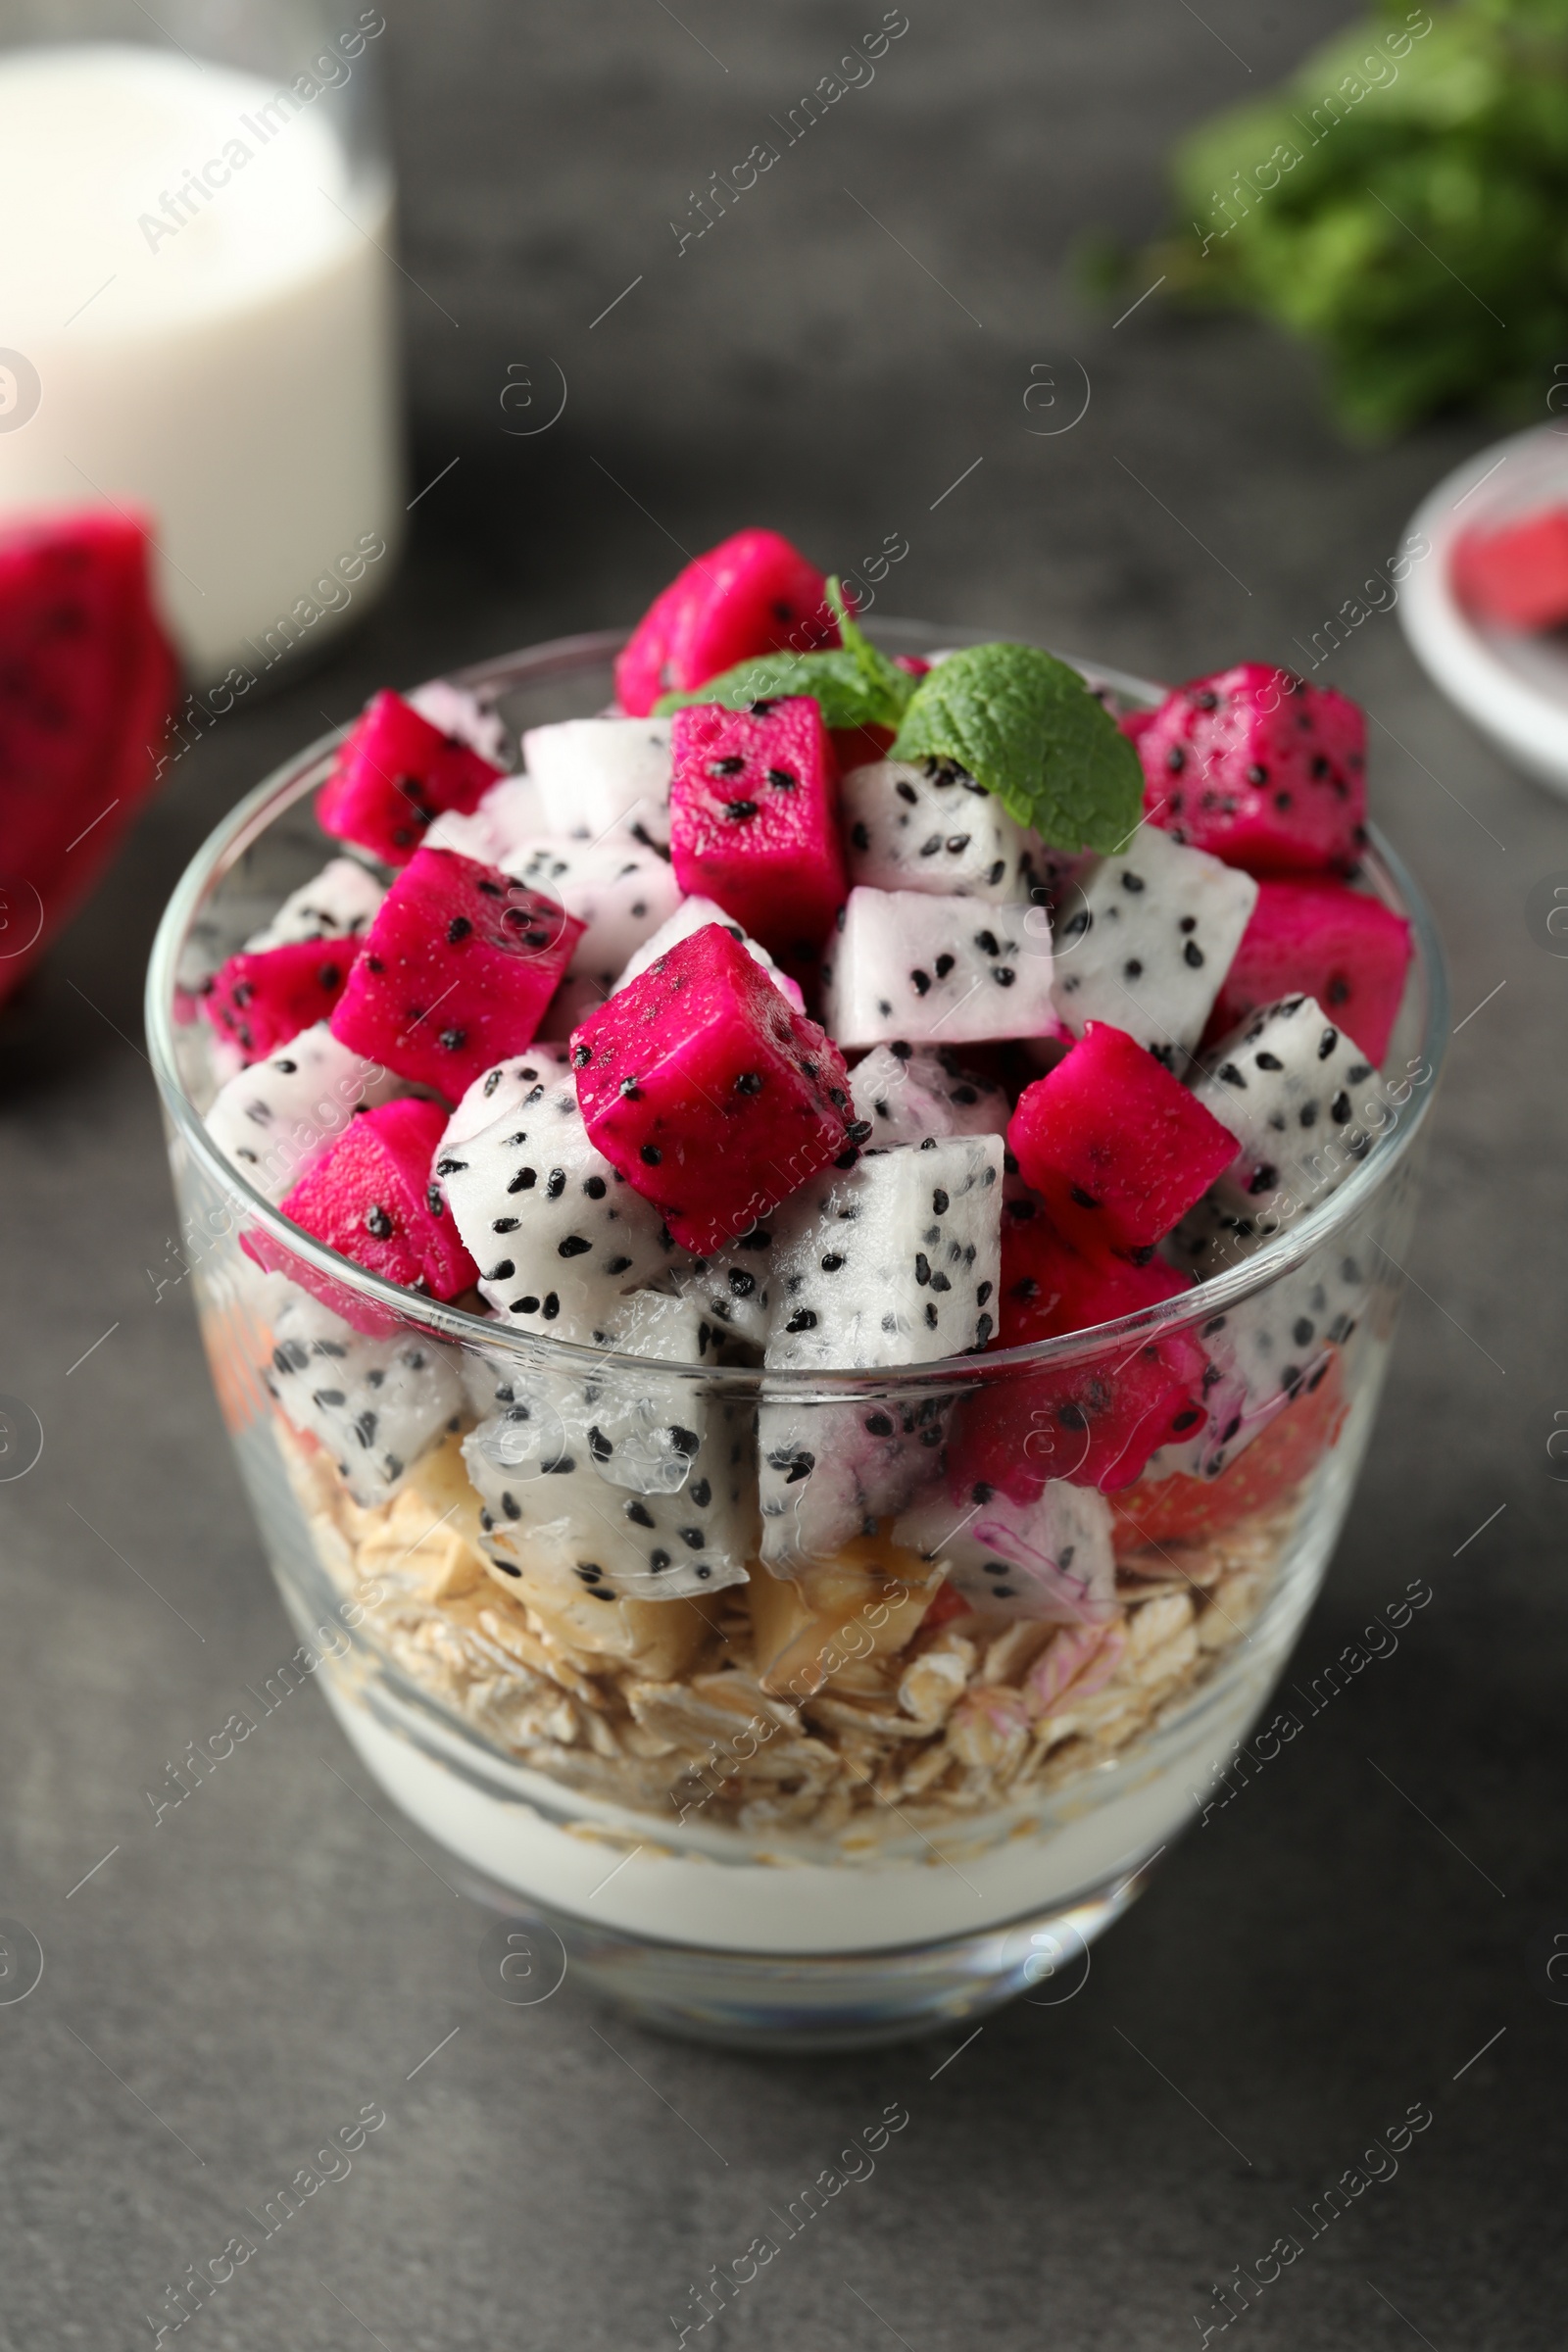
894,1479 -> 1116,1624
244,858 -> 385,953
462,1291 -> 754,1602
205,1022 -> 402,1203
504,836 -> 682,1030
434,1051 -> 677,1341
764,1134 -> 1004,1371
407,677 -> 510,766
1193,993 -> 1382,1222
673,1224 -> 778,1348
1052,823 -> 1257,1068
850,1043 -> 1008,1146
614,896 -> 805,1011
424,774 -> 546,865
841,759 -> 1040,901
757,1390 -> 952,1569
521,715 -> 672,851
822,889 -> 1054,1048
265,1286 -> 466,1507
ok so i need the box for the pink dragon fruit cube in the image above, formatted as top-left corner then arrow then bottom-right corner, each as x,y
1136,663 -> 1366,875
249,1097 -> 477,1331
1203,877 -> 1412,1066
669,695 -> 847,966
614,528 -> 833,715
202,937 -> 360,1063
331,846 -> 583,1096
1007,1021 -> 1238,1256
317,690 -> 504,865
569,921 -> 860,1255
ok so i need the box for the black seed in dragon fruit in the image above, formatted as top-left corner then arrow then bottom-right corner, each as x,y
1152,1191 -> 1373,1480
317,689 -> 506,865
763,1134 -> 1004,1371
206,1022 -> 401,1204
614,894 -> 805,1012
462,1291 -> 755,1601
1051,824 -> 1257,1068
850,1043 -> 1008,1145
894,1478 -> 1116,1624
822,888 -> 1056,1048
263,1285 -> 465,1507
1193,994 -> 1381,1223
502,835 -> 682,1036
840,758 -> 1040,900
521,716 -> 672,851
435,1047 -> 677,1342
243,858 -> 385,954
330,845 -> 584,1095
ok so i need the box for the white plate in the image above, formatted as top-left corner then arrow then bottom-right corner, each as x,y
1399,422 -> 1568,794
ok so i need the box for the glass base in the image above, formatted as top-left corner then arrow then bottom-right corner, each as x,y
453,1849 -> 1157,2052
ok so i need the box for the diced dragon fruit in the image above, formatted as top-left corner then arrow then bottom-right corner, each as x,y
264,1286 -> 465,1507
1452,505 -> 1568,630
1151,1193 -> 1372,1482
613,894 -> 805,1012
822,889 -> 1055,1048
503,836 -> 682,1034
202,937 -> 361,1063
570,923 -> 858,1257
840,758 -> 1042,901
331,847 -> 583,1096
521,716 -> 672,850
317,690 -> 506,865
758,1391 -> 952,1570
763,1135 -> 1004,1371
1136,664 -> 1367,876
243,858 -> 385,953
895,1479 -> 1116,1624
669,695 -> 847,965
205,1023 -> 401,1203
252,1097 -> 477,1329
407,677 -> 510,767
1007,1022 -> 1239,1256
434,1048 -> 677,1342
614,528 -> 833,715
673,1225 -> 778,1348
462,1292 -> 755,1601
850,1043 -> 1009,1145
1203,878 -> 1412,1067
1193,994 -> 1383,1224
997,1201 -> 1196,1344
1052,824 -> 1258,1067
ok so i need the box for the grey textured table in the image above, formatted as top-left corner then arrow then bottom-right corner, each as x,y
3,4 -> 1565,2345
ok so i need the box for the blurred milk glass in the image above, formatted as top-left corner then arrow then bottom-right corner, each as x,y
0,2 -> 402,682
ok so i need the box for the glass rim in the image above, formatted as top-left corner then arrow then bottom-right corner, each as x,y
144,620 -> 1451,1394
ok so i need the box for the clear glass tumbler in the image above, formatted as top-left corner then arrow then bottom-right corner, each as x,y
146,625 -> 1449,2048
0,0 -> 402,680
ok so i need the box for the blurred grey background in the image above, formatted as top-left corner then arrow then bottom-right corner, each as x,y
3,4 -> 1564,2348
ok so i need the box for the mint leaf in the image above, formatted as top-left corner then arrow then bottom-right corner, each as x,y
890,643 -> 1144,853
652,579 -> 916,732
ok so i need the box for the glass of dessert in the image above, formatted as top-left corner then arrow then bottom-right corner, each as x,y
146,532 -> 1447,2048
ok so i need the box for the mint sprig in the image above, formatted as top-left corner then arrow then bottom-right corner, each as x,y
652,577 -> 915,732
890,642 -> 1144,853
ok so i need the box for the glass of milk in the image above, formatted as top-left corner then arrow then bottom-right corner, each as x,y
0,5 -> 403,683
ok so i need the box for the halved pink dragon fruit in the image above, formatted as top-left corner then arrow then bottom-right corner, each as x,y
1136,664 -> 1366,875
1007,1021 -> 1239,1257
669,694 -> 847,964
331,847 -> 583,1096
569,922 -> 860,1256
614,529 -> 834,716
202,937 -> 361,1063
248,1097 -> 477,1331
317,690 -> 506,865
1203,878 -> 1412,1066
